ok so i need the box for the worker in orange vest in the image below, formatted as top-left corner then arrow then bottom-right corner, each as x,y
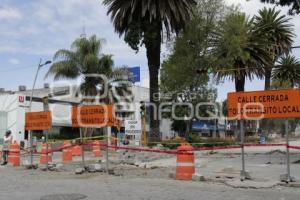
1,130 -> 13,165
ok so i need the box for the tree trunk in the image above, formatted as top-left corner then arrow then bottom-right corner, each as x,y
262,66 -> 273,133
264,67 -> 272,90
234,72 -> 245,140
144,21 -> 162,142
235,75 -> 245,92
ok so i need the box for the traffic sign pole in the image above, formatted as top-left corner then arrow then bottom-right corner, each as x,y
240,120 -> 246,178
80,128 -> 85,169
285,120 -> 291,182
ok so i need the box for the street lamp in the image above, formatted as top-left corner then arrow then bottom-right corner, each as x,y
29,59 -> 52,111
28,59 -> 52,167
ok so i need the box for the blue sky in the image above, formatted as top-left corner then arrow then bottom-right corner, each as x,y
0,0 -> 299,101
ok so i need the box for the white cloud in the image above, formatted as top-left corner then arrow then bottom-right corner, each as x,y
8,58 -> 20,65
0,7 -> 22,20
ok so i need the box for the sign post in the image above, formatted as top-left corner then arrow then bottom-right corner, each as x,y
79,127 -> 85,169
228,89 -> 300,181
71,105 -> 123,174
285,120 -> 291,182
25,111 -> 52,168
239,120 -> 251,180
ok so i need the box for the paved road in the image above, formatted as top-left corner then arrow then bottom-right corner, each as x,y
1,167 -> 300,200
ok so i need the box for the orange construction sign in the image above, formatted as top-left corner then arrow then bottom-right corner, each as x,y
25,111 -> 52,131
227,89 -> 300,120
72,105 -> 123,128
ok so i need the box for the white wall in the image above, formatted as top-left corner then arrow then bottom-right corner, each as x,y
0,94 -> 22,142
0,94 -> 73,144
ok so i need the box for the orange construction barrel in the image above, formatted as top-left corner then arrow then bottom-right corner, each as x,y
92,141 -> 102,157
8,141 -> 20,167
62,141 -> 73,162
176,144 -> 195,180
72,145 -> 82,157
40,143 -> 52,165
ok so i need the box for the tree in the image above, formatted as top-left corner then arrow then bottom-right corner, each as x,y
103,0 -> 196,141
213,12 -> 271,92
272,55 -> 300,88
253,7 -> 294,90
160,0 -> 223,137
258,0 -> 300,15
46,35 -> 115,101
46,35 -> 131,137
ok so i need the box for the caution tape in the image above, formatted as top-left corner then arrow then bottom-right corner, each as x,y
243,143 -> 286,147
288,145 -> 300,150
20,141 -> 300,156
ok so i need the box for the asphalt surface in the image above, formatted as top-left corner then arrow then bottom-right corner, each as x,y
1,166 -> 300,200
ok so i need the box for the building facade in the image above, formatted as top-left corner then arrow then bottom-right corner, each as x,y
0,84 -> 173,145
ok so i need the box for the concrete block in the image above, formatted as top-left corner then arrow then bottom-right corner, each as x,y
192,174 -> 206,182
87,165 -> 96,173
222,166 -> 235,173
169,172 -> 175,179
94,164 -> 102,172
280,174 -> 296,182
75,168 -> 85,175
240,170 -> 252,180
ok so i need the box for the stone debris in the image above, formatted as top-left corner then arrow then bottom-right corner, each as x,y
192,174 -> 206,182
75,168 -> 85,175
94,164 -> 102,172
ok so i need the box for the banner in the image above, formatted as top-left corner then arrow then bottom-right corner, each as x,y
228,89 -> 300,120
25,111 -> 52,131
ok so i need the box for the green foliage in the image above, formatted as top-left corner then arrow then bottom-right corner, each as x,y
254,7 -> 294,58
103,0 -> 197,136
213,11 -> 272,92
271,79 -> 293,89
186,133 -> 235,148
258,0 -> 300,15
160,1 -> 224,136
46,35 -> 131,104
46,35 -> 114,97
272,55 -> 300,88
253,7 -> 294,90
103,0 -> 197,51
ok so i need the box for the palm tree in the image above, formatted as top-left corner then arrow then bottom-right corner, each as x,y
259,0 -> 300,15
253,7 -> 294,90
46,35 -> 115,102
213,12 -> 271,92
103,0 -> 196,140
272,55 -> 300,88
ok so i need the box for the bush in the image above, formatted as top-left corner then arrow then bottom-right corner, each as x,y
186,133 -> 236,148
161,139 -> 186,149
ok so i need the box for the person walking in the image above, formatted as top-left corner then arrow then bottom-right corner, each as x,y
1,130 -> 13,165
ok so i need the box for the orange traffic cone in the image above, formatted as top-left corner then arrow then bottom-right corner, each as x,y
40,143 -> 52,165
8,141 -> 20,167
92,141 -> 102,157
62,141 -> 73,162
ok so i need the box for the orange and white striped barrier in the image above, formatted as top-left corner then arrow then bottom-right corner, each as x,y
176,144 -> 195,181
72,145 -> 82,157
92,141 -> 102,158
8,141 -> 20,167
40,143 -> 52,165
62,141 -> 73,162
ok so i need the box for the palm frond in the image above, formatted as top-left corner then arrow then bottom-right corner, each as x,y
45,60 -> 80,80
